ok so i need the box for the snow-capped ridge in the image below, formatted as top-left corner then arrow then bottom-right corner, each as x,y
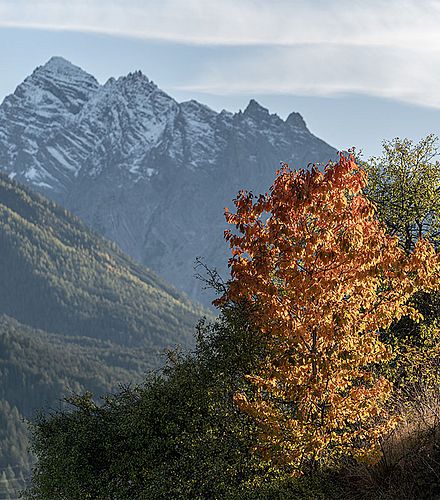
34,56 -> 99,84
102,71 -> 153,91
180,99 -> 218,120
12,56 -> 101,116
0,57 -> 337,305
41,56 -> 81,72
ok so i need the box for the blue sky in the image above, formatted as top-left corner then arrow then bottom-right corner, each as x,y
1,0 -> 440,157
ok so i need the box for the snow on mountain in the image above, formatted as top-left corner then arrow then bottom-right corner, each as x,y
0,57 -> 337,305
0,57 -> 100,191
174,100 -> 224,170
66,71 -> 180,180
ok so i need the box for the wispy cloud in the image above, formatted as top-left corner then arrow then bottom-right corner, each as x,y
1,0 -> 440,107
1,0 -> 439,48
174,43 -> 440,109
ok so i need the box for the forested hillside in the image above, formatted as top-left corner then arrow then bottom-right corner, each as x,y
0,173 -> 204,348
0,174 -> 205,497
0,315 -> 153,498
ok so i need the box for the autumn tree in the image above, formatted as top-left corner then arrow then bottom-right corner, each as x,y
216,155 -> 439,475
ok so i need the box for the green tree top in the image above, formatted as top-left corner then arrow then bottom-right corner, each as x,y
363,134 -> 440,253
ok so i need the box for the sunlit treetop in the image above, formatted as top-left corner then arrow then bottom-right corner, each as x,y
362,134 -> 440,253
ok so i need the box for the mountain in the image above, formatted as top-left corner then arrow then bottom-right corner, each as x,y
0,174 -> 205,497
0,57 -> 337,305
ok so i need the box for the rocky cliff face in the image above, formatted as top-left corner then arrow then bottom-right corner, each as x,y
0,57 -> 337,305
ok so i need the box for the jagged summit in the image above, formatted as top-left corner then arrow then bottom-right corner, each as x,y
0,57 -> 336,305
286,111 -> 307,129
242,99 -> 286,129
97,71 -> 174,110
104,70 -> 157,92
125,69 -> 150,80
112,70 -> 155,90
13,56 -> 99,109
114,71 -> 160,94
40,56 -> 83,72
243,99 -> 270,118
31,56 -> 99,87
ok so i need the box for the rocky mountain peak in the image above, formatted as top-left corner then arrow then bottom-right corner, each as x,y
180,99 -> 218,121
286,111 -> 307,130
0,57 -> 337,305
243,99 -> 270,120
7,56 -> 99,118
31,56 -> 99,91
38,56 -> 89,75
114,70 -> 155,91
96,71 -> 175,113
125,70 -> 150,81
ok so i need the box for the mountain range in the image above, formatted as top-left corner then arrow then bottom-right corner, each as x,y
0,57 -> 337,305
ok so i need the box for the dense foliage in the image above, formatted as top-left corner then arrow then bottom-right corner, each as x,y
26,303 -> 343,499
363,134 -> 440,252
353,136 -> 440,498
0,315 -> 152,498
0,174 -> 204,349
362,135 -> 440,347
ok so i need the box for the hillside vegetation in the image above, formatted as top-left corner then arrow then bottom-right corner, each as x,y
26,138 -> 439,500
0,173 -> 204,349
0,174 -> 205,498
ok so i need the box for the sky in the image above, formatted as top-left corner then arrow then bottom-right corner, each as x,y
1,0 -> 440,157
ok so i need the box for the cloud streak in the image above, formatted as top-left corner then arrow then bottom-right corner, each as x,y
1,0 -> 440,107
1,0 -> 439,48
174,43 -> 440,109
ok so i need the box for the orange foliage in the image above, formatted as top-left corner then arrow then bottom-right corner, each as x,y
216,155 -> 439,474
